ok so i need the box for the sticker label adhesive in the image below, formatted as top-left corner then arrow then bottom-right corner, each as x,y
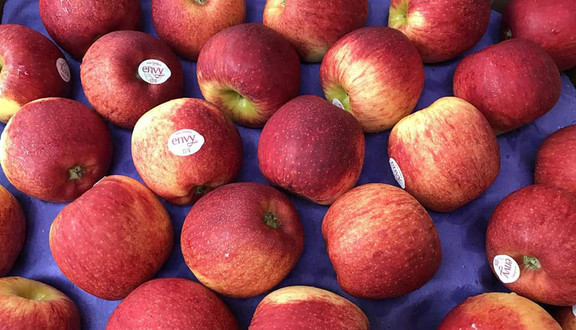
493,255 -> 520,284
389,158 -> 405,189
168,129 -> 205,156
56,58 -> 70,82
138,59 -> 171,85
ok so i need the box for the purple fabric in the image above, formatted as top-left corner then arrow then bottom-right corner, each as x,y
2,1 -> 576,329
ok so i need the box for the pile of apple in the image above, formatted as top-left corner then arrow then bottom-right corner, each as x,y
0,0 -> 575,328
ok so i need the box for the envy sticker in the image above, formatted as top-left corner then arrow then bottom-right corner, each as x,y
138,59 -> 171,85
572,306 -> 576,317
389,158 -> 405,189
332,98 -> 345,110
168,129 -> 205,156
56,58 -> 70,82
493,255 -> 520,284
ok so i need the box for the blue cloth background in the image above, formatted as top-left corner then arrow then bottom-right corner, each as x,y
2,1 -> 576,329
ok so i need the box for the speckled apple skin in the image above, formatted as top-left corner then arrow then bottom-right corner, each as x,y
132,98 -> 242,205
322,183 -> 441,298
0,186 -> 25,276
181,182 -> 304,298
535,124 -> 576,194
438,292 -> 561,330
81,30 -> 183,128
0,98 -> 113,203
388,97 -> 500,212
486,184 -> 576,306
249,286 -> 369,330
49,175 -> 174,301
553,306 -> 576,330
258,95 -> 365,205
106,278 -> 239,330
454,38 -> 561,134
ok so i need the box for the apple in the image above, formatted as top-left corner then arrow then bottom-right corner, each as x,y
535,124 -> 576,194
106,278 -> 238,329
258,95 -> 364,205
438,292 -> 561,329
132,98 -> 243,205
0,97 -> 113,203
322,183 -> 441,299
486,184 -> 576,306
0,185 -> 25,276
454,38 -> 561,134
388,0 -> 491,63
502,0 -> 576,71
320,26 -> 424,132
181,182 -> 304,298
388,97 -> 500,212
49,175 -> 174,300
81,30 -> 184,129
249,285 -> 369,329
152,0 -> 246,61
39,0 -> 141,60
0,24 -> 70,123
197,23 -> 300,127
553,306 -> 576,330
263,0 -> 368,62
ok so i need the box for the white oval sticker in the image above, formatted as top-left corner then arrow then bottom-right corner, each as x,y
56,58 -> 70,82
389,158 -> 405,189
168,129 -> 205,156
138,59 -> 171,85
572,305 -> 576,317
332,98 -> 345,109
493,255 -> 520,284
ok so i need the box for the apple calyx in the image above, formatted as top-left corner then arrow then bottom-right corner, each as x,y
263,212 -> 279,229
503,29 -> 513,40
69,165 -> 85,180
388,0 -> 409,28
193,185 -> 209,196
194,0 -> 208,4
523,256 -> 541,270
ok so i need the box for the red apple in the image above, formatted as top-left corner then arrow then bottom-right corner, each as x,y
263,0 -> 368,62
502,0 -> 576,71
49,175 -> 174,300
388,97 -> 500,212
322,183 -> 441,299
486,184 -> 576,306
152,0 -> 246,61
0,98 -> 113,203
535,124 -> 576,194
0,185 -> 25,276
553,306 -> 576,330
454,38 -> 561,134
320,26 -> 424,132
81,30 -> 184,128
438,292 -> 561,330
249,285 -> 369,329
258,95 -> 364,205
106,278 -> 238,329
197,23 -> 300,127
132,98 -> 242,205
0,24 -> 70,123
181,182 -> 304,298
39,0 -> 141,60
388,0 -> 491,63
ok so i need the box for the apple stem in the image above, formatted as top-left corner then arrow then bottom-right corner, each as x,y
194,0 -> 208,4
69,165 -> 85,180
281,0 -> 286,5
523,256 -> 541,270
263,212 -> 279,229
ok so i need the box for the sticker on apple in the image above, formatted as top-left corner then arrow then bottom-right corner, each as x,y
389,158 -> 405,189
168,129 -> 205,157
138,59 -> 171,85
332,98 -> 345,110
572,305 -> 576,317
56,58 -> 71,83
493,255 -> 520,284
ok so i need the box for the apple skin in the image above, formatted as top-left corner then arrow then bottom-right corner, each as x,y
249,286 -> 369,329
197,23 -> 300,127
502,0 -> 576,71
49,175 -> 174,300
152,0 -> 246,61
322,183 -> 441,299
534,124 -> 576,194
553,306 -> 576,330
81,30 -> 184,128
258,95 -> 365,205
0,185 -> 25,276
0,24 -> 70,123
0,277 -> 81,330
0,97 -> 113,203
132,98 -> 243,205
388,97 -> 500,212
39,0 -> 141,60
438,292 -> 561,330
388,0 -> 490,63
263,0 -> 368,62
453,38 -> 561,134
486,184 -> 576,306
106,278 -> 239,329
181,182 -> 304,298
320,26 -> 424,132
